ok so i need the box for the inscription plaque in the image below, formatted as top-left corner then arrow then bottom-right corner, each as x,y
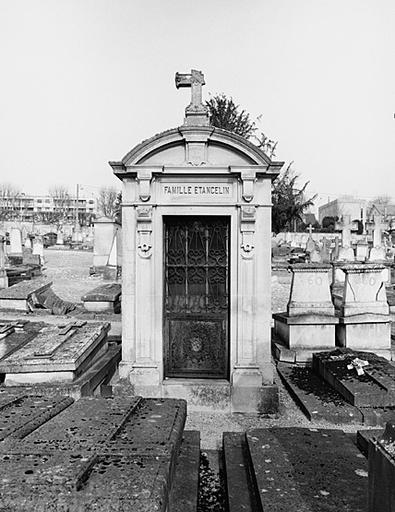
158,182 -> 234,203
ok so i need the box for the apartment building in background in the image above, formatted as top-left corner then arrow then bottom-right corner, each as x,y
0,193 -> 97,224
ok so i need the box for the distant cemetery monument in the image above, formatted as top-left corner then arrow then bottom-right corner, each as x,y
110,70 -> 283,413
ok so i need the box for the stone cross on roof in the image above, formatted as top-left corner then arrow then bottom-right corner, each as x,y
175,69 -> 209,127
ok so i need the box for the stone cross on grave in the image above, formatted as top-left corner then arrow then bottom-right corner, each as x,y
175,69 -> 209,126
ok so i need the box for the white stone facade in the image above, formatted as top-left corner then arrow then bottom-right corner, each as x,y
111,123 -> 283,412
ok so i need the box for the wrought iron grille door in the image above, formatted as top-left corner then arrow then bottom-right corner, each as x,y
164,216 -> 230,378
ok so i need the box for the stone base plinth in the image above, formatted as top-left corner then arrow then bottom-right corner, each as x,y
231,368 -> 278,414
336,315 -> 391,359
273,312 -> 339,362
113,364 -> 279,413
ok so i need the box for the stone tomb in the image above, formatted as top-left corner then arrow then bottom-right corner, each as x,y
336,263 -> 391,358
109,70 -> 284,413
313,349 -> 395,408
0,279 -> 52,311
0,321 -> 110,385
273,264 -> 338,362
82,283 -> 121,313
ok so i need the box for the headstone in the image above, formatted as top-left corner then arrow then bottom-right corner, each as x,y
107,231 -> 117,267
309,246 -> 322,263
24,236 -> 32,250
0,236 -> 8,289
336,264 -> 391,358
320,238 -> 331,263
369,246 -> 386,262
21,226 -> 28,248
356,240 -> 369,261
306,236 -> 315,254
93,218 -> 121,277
273,263 -> 338,362
332,236 -> 340,260
56,229 -> 64,245
32,235 -> 44,264
9,227 -> 22,256
338,246 -> 355,262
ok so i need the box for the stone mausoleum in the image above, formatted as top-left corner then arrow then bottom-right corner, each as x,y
110,70 -> 283,412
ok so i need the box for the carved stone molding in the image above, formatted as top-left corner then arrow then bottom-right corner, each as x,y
137,169 -> 153,202
240,170 -> 256,203
136,206 -> 153,258
240,205 -> 256,259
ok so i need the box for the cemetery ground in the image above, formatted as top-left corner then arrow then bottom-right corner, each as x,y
0,248 -> 389,510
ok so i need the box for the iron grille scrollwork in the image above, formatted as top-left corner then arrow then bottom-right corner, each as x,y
164,217 -> 229,378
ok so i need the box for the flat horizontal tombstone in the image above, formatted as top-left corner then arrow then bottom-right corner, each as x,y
81,283 -> 121,313
368,422 -> 395,512
0,321 -> 110,386
0,279 -> 52,312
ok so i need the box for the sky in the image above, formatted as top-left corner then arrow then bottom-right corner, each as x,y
1,0 -> 394,209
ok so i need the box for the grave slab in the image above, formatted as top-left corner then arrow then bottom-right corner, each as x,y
357,428 -> 383,456
313,348 -> 395,407
0,321 -> 110,385
168,431 -> 200,512
223,432 -> 262,512
277,362 -> 362,423
81,282 -> 121,313
247,427 -> 368,512
368,422 -> 395,512
0,394 -> 73,441
0,395 -> 187,511
0,279 -> 52,311
21,395 -> 142,452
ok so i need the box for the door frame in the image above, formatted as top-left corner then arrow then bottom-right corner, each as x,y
162,215 -> 231,379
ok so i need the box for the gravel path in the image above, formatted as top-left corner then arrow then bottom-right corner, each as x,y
43,248 -> 101,303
